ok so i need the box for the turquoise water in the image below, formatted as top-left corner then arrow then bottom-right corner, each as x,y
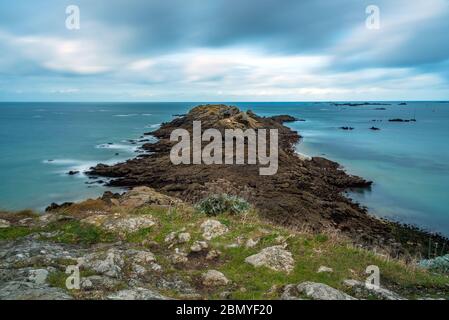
1,102 -> 448,235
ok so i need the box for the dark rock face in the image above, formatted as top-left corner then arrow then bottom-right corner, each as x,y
87,104 -> 445,255
45,202 -> 74,212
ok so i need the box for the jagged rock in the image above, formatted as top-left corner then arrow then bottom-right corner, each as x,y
119,186 -> 181,208
245,245 -> 294,273
206,249 -> 221,260
0,219 -> 11,228
297,282 -> 356,300
79,248 -> 125,278
317,266 -> 333,273
82,214 -> 156,234
202,270 -> 230,287
107,287 -> 169,300
0,281 -> 73,300
343,279 -> 405,300
190,241 -> 208,253
201,219 -> 229,240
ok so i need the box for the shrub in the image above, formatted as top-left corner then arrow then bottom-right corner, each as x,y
196,194 -> 250,216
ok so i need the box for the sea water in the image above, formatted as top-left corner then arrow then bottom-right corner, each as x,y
0,101 -> 448,235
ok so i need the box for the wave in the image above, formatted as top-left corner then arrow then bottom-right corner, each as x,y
95,143 -> 138,152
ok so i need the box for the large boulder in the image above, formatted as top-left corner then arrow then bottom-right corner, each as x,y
245,245 -> 294,273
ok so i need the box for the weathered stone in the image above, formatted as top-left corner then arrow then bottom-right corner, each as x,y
83,214 -> 156,234
317,266 -> 333,273
201,219 -> 228,240
0,219 -> 11,228
206,249 -> 221,260
28,269 -> 49,285
202,270 -> 230,287
171,248 -> 188,264
245,238 -> 259,248
296,281 -> 356,300
190,241 -> 208,253
0,281 -> 72,300
79,248 -> 125,278
280,284 -> 303,300
245,245 -> 294,273
119,186 -> 181,208
178,232 -> 191,243
107,287 -> 169,300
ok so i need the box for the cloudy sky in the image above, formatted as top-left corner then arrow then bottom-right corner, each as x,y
1,0 -> 449,101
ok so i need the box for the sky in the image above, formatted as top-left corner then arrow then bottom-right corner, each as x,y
1,0 -> 449,102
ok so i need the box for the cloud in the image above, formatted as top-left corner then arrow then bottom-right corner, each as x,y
0,0 -> 448,101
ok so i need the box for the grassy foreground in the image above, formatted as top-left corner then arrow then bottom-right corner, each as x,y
1,195 -> 448,300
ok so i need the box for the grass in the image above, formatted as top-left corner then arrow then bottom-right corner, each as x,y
44,220 -> 117,245
2,203 -> 448,299
0,226 -> 36,240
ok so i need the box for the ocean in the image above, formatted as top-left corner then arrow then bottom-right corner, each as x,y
1,102 -> 448,236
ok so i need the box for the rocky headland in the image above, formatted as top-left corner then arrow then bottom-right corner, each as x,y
88,104 -> 448,257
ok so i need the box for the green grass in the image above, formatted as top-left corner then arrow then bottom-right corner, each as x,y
0,226 -> 36,240
45,220 -> 117,245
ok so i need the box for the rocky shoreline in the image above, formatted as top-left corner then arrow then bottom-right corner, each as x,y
87,104 -> 448,258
